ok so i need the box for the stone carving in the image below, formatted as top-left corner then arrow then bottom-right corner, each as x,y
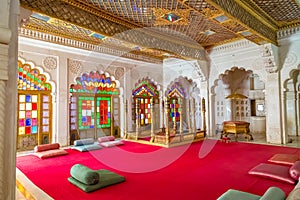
68,59 -> 82,75
262,44 -> 277,73
43,57 -> 57,70
115,67 -> 124,79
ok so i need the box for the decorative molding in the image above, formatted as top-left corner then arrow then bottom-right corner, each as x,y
277,27 -> 300,39
19,28 -> 162,64
43,57 -> 57,70
68,59 -> 82,75
210,40 -> 253,54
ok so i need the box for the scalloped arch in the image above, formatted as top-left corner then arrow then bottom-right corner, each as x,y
70,70 -> 120,94
18,57 -> 55,92
132,77 -> 160,97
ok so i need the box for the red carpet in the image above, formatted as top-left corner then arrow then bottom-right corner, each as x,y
17,140 -> 300,200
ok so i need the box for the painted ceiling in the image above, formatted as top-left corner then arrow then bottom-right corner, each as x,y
20,0 -> 300,62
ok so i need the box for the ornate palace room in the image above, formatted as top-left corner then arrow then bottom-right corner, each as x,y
1,0 -> 300,199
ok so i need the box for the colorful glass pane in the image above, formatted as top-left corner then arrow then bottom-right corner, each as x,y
19,103 -> 25,110
43,126 -> 49,132
26,95 -> 31,102
26,111 -> 31,118
96,97 -> 111,128
32,126 -> 38,134
19,111 -> 25,119
32,110 -> 37,118
19,127 -> 25,135
19,119 -> 25,126
78,97 -> 95,129
32,118 -> 37,125
19,95 -> 25,102
43,103 -> 49,109
26,103 -> 32,110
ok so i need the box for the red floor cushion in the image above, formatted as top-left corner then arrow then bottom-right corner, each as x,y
268,154 -> 300,166
248,163 -> 296,184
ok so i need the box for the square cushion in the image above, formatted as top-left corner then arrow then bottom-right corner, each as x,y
248,163 -> 296,184
268,154 -> 299,166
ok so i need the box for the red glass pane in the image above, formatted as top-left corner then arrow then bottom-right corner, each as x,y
25,127 -> 31,134
32,103 -> 37,110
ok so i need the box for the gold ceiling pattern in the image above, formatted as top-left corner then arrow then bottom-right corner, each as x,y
20,0 -> 300,61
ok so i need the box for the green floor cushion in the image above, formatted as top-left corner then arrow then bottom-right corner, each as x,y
217,189 -> 260,200
70,164 -> 99,185
68,169 -> 125,193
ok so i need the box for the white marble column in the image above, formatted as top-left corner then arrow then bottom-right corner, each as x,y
0,0 -> 18,199
266,72 -> 283,144
285,91 -> 297,136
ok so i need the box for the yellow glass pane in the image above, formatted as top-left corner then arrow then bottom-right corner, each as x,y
19,95 -> 25,103
32,110 -> 37,118
32,95 -> 38,102
19,103 -> 25,111
19,111 -> 25,119
26,103 -> 32,110
18,127 -> 25,135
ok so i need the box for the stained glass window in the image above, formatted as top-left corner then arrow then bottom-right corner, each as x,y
96,97 -> 111,128
136,97 -> 151,125
18,94 -> 38,135
78,97 -> 95,129
170,98 -> 180,122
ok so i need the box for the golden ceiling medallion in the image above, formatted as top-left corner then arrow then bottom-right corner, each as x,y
152,8 -> 190,26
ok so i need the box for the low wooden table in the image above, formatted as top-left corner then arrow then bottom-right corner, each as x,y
222,121 -> 253,141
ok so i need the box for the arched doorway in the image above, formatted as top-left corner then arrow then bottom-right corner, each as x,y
69,71 -> 120,144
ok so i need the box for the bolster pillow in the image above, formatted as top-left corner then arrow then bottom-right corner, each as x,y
74,138 -> 95,146
70,164 -> 99,185
290,161 -> 300,180
34,143 -> 60,153
260,187 -> 286,200
98,136 -> 115,143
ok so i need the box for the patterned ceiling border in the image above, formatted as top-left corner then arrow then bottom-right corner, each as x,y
207,0 -> 277,44
19,28 -> 163,64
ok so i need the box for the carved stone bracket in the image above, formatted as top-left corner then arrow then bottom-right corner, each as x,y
262,44 -> 278,73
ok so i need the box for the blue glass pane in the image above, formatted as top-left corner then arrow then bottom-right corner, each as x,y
32,126 -> 38,133
26,95 -> 31,102
25,118 -> 31,126
82,116 -> 86,122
